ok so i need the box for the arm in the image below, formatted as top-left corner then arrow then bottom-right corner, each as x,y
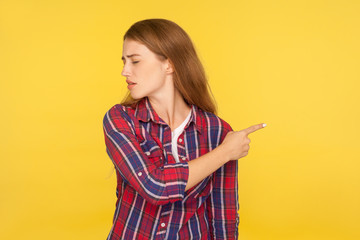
103,106 -> 233,205
104,105 -> 264,208
185,144 -> 229,191
103,107 -> 189,206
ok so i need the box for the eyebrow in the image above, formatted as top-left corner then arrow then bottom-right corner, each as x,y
121,54 -> 141,60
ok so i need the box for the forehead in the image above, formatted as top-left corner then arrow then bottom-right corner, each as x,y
122,39 -> 151,56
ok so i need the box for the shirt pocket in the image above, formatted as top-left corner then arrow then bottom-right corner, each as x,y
140,139 -> 164,168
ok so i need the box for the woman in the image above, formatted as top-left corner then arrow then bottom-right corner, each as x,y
103,18 -> 265,240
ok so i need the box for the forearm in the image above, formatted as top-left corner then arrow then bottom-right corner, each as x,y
185,145 -> 229,191
105,130 -> 190,205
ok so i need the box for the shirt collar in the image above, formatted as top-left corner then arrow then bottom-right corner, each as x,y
134,97 -> 203,133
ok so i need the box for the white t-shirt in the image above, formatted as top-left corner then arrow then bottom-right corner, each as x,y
171,110 -> 192,163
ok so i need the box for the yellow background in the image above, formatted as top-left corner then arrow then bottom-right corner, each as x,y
1,0 -> 359,239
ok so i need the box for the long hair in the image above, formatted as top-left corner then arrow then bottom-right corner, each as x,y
121,18 -> 217,114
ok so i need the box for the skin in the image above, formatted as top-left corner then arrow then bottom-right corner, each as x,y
121,38 -> 266,191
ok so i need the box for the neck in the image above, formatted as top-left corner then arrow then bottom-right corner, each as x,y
148,87 -> 191,131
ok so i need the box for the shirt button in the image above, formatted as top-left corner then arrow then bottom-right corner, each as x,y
182,157 -> 186,161
138,172 -> 142,176
178,138 -> 183,143
160,223 -> 166,227
145,152 -> 150,156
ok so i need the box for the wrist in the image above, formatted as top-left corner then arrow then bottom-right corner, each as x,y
216,144 -> 230,165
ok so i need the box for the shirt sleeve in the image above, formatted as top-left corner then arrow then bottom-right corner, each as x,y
103,105 -> 189,206
206,122 -> 239,239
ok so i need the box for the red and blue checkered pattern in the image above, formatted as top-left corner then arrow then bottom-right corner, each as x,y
103,97 -> 239,239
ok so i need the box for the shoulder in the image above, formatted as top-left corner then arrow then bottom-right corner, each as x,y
195,108 -> 232,145
103,103 -> 135,120
199,109 -> 233,133
103,104 -> 137,134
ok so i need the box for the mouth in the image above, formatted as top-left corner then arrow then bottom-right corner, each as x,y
126,80 -> 137,90
126,79 -> 136,85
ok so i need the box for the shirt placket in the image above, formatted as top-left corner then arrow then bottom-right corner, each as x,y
154,121 -> 189,239
155,203 -> 172,239
177,132 -> 188,162
153,125 -> 173,239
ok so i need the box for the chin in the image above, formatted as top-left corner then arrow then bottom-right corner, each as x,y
130,91 -> 145,100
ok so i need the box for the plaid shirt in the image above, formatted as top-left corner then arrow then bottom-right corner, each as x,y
103,97 -> 239,240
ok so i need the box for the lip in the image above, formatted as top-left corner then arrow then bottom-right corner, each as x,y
127,84 -> 136,90
126,79 -> 135,84
126,79 -> 137,90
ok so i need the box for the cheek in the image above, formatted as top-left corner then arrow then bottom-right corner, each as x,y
144,65 -> 165,83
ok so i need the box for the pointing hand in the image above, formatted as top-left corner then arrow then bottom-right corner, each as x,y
221,123 -> 266,160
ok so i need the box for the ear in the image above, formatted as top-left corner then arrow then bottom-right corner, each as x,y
164,59 -> 174,74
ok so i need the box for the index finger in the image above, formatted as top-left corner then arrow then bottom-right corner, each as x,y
243,123 -> 266,135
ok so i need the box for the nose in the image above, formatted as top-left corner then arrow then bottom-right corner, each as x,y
121,63 -> 130,77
